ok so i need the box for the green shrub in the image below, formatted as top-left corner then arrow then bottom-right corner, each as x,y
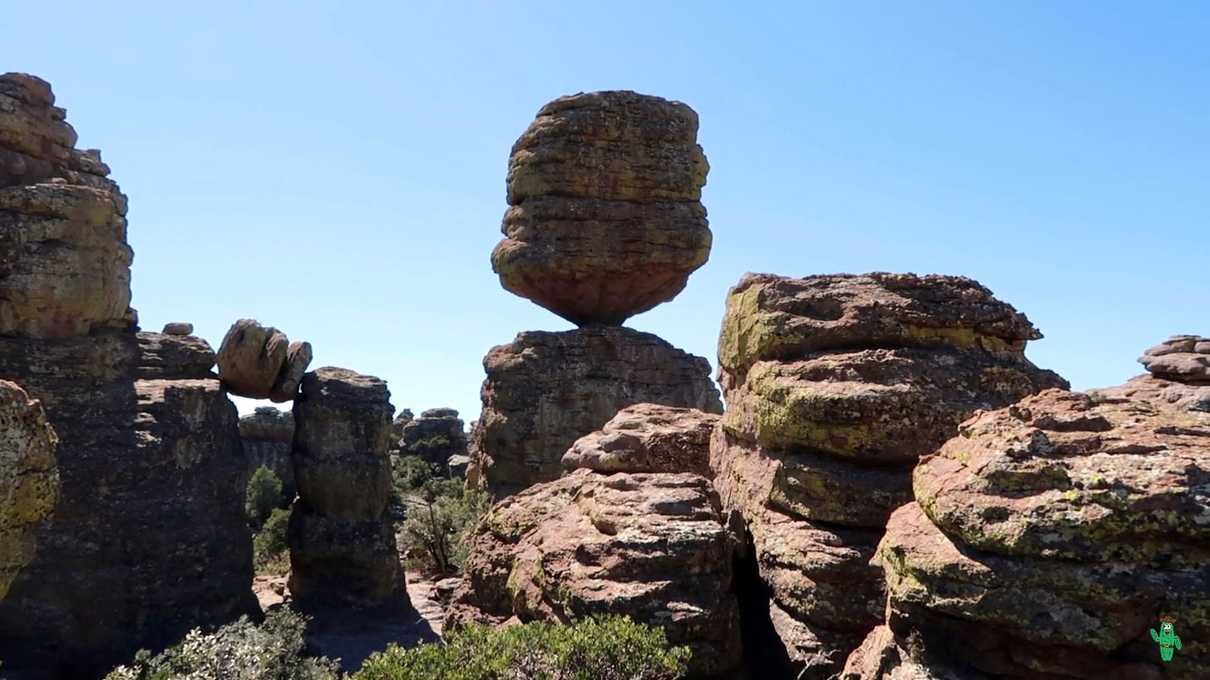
398,481 -> 489,575
246,465 -> 285,528
354,616 -> 689,680
392,455 -> 438,493
104,608 -> 340,680
254,507 -> 291,575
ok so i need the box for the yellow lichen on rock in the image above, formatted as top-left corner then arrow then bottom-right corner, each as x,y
0,379 -> 59,600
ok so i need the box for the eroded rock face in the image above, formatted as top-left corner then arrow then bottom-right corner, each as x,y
135,330 -> 215,380
398,407 -> 467,468
853,373 -> 1210,679
449,469 -> 741,676
562,403 -> 719,478
471,327 -> 722,495
1139,334 -> 1210,384
239,406 -> 296,501
288,367 -> 405,609
491,91 -> 711,326
710,272 -> 1065,678
0,380 -> 58,601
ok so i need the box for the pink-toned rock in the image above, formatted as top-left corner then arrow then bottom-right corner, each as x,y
561,403 -> 718,478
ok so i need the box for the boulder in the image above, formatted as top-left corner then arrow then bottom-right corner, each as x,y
561,403 -> 719,478
1139,334 -> 1210,384
161,322 -> 193,336
446,454 -> 471,480
471,327 -> 722,495
710,272 -> 1065,678
239,406 -> 296,501
216,319 -> 289,399
491,91 -> 712,326
288,367 -> 405,609
269,340 -> 312,402
135,330 -> 215,379
0,380 -> 58,601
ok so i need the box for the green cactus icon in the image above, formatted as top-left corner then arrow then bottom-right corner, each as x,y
1149,615 -> 1182,662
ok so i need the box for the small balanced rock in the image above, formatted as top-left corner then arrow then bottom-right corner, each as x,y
1139,334 -> 1210,384
491,91 -> 712,326
161,322 -> 193,336
215,319 -> 313,402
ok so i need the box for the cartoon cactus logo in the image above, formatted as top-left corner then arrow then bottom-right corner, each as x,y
1149,615 -> 1182,662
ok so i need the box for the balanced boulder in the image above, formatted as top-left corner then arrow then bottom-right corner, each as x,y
1139,334 -> 1210,384
216,319 -> 312,401
710,272 -> 1066,678
491,91 -> 712,326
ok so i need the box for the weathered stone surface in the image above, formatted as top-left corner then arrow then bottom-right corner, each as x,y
563,403 -> 719,478
448,469 -> 742,676
398,406 -> 467,467
289,367 -> 404,609
710,272 -> 1064,678
269,340 -> 312,403
239,406 -> 296,501
135,330 -> 215,379
216,319 -> 288,399
446,454 -> 471,480
161,322 -> 192,336
0,380 -> 58,601
840,625 -> 976,680
471,327 -> 722,495
1139,334 -> 1210,384
492,91 -> 711,326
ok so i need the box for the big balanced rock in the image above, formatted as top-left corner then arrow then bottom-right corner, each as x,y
845,358 -> 1210,679
216,319 -> 313,401
288,367 -> 405,609
0,380 -> 58,602
1139,334 -> 1210,384
709,272 -> 1066,678
450,404 -> 742,676
491,91 -> 712,326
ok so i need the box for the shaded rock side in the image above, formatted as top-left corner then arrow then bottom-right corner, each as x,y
710,272 -> 1065,678
288,367 -> 405,609
1139,334 -> 1210,384
470,326 -> 722,496
135,330 -> 215,379
492,90 -> 712,326
239,406 -> 296,501
0,379 -> 58,601
448,469 -> 742,676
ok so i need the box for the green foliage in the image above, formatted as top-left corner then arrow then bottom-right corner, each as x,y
253,507 -> 291,575
104,608 -> 341,680
399,481 -> 489,575
354,616 -> 689,680
246,466 -> 285,529
409,434 -> 452,459
392,455 -> 438,493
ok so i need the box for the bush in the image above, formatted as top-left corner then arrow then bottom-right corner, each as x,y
104,608 -> 341,680
254,507 -> 291,575
398,481 -> 489,575
354,616 -> 689,680
392,455 -> 439,493
246,465 -> 285,528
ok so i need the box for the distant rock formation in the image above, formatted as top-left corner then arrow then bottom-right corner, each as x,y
1140,334 -> 1210,384
161,321 -> 193,336
470,327 -> 721,495
491,91 -> 711,327
288,367 -> 406,609
0,380 -> 58,601
397,407 -> 467,471
710,272 -> 1066,678
845,365 -> 1210,679
450,405 -> 742,676
0,73 -> 256,677
216,319 -> 313,402
239,406 -> 296,501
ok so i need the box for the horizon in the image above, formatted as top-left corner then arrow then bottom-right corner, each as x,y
7,1 -> 1206,419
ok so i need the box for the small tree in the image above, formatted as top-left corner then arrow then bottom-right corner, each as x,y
246,465 -> 284,529
254,507 -> 291,575
399,480 -> 489,574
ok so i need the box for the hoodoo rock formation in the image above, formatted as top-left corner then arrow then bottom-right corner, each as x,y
239,405 -> 296,501
450,405 -> 742,676
0,380 -> 58,601
397,407 -> 467,470
470,327 -> 721,495
1139,334 -> 1210,384
491,91 -> 712,327
845,367 -> 1210,679
0,73 -> 257,677
709,272 -> 1067,678
216,319 -> 313,402
288,367 -> 406,610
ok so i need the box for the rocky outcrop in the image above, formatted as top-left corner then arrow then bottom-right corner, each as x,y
710,272 -> 1066,678
0,73 -> 256,677
161,321 -> 192,336
470,327 -> 722,495
215,319 -> 312,401
397,407 -> 467,470
288,367 -> 405,609
450,405 -> 741,676
491,91 -> 711,327
1139,334 -> 1210,384
847,369 -> 1209,680
239,406 -> 296,501
0,380 -> 58,601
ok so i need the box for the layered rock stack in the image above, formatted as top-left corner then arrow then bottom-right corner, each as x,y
1139,334 -> 1210,384
216,318 -> 313,402
449,404 -> 743,676
288,367 -> 406,610
396,407 -> 468,473
474,91 -> 721,495
844,353 -> 1210,679
709,272 -> 1067,678
239,406 -> 296,501
0,73 -> 256,676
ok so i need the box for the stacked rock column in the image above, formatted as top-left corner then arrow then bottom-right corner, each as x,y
288,367 -> 405,609
709,272 -> 1067,678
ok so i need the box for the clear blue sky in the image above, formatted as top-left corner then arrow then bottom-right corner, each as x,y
6,2 -> 1207,418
